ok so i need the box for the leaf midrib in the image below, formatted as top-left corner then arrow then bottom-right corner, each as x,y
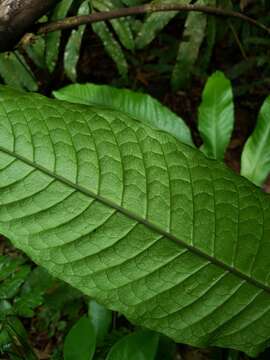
1,145 -> 270,294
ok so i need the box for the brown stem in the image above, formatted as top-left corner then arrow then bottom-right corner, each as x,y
36,3 -> 270,36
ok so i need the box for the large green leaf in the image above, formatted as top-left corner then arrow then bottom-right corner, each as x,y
241,96 -> 270,186
198,71 -> 234,160
53,83 -> 193,146
1,87 -> 270,356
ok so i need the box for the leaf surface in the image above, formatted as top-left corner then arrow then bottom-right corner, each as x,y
53,83 -> 193,146
0,52 -> 37,91
88,300 -> 112,345
1,87 -> 270,356
45,0 -> 74,73
198,71 -> 234,160
64,316 -> 96,360
106,330 -> 159,360
241,96 -> 270,186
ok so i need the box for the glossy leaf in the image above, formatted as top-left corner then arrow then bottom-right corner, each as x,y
106,330 -> 159,360
1,87 -> 270,356
241,96 -> 270,186
64,0 -> 90,82
88,300 -> 112,345
64,316 -> 96,360
198,71 -> 234,160
53,83 -> 193,146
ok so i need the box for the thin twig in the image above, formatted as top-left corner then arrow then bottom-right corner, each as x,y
229,21 -> 248,60
36,3 -> 270,36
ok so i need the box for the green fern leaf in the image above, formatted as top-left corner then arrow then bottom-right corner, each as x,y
92,21 -> 128,78
171,0 -> 207,90
135,0 -> 191,49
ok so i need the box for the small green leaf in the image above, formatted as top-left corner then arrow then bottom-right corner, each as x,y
13,267 -> 54,317
88,300 -> 112,345
64,316 -> 96,360
0,52 -> 37,91
106,330 -> 159,360
198,71 -> 234,160
53,83 -> 193,146
0,260 -> 30,300
64,0 -> 90,82
241,96 -> 270,186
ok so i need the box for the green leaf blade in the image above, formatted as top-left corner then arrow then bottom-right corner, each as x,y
0,87 -> 270,356
64,316 -> 96,360
88,300 -> 112,345
171,0 -> 207,90
92,21 -> 128,78
64,0 -> 90,82
241,96 -> 270,186
198,71 -> 234,160
53,83 -> 194,146
45,0 -> 74,73
106,330 -> 159,360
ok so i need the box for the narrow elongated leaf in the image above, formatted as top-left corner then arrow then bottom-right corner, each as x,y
24,37 -> 46,70
1,87 -> 270,356
93,0 -> 134,51
45,0 -> 74,73
135,0 -> 191,50
198,71 -> 234,160
64,0 -> 90,82
171,0 -> 207,90
64,316 -> 96,360
53,83 -> 193,146
106,330 -> 159,360
241,96 -> 270,186
92,21 -> 128,78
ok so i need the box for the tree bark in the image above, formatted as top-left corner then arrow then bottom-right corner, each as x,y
0,0 -> 56,52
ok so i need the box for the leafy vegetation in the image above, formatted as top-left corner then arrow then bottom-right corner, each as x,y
1,0 -> 270,359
